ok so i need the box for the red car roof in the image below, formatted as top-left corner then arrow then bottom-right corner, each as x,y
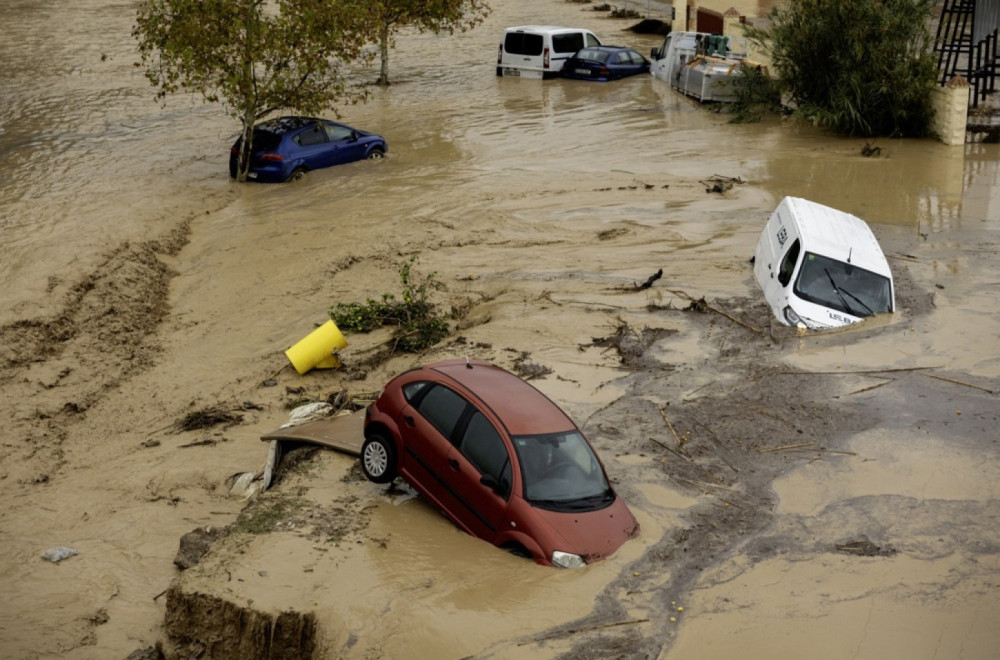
426,360 -> 576,436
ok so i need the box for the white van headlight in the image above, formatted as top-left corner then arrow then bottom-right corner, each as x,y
783,306 -> 806,329
551,550 -> 586,568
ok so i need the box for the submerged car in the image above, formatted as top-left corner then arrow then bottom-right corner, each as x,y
361,359 -> 639,567
561,45 -> 650,81
753,196 -> 895,329
229,116 -> 387,183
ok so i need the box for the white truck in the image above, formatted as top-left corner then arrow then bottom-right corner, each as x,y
649,31 -> 754,102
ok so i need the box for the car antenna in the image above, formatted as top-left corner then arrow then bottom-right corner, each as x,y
847,247 -> 853,264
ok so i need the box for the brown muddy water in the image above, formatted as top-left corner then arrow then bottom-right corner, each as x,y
1,0 -> 999,658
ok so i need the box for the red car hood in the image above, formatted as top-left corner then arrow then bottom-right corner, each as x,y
526,495 -> 639,562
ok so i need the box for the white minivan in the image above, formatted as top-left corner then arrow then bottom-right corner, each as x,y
497,26 -> 602,79
753,197 -> 895,329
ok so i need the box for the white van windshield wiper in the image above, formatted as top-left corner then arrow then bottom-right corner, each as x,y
838,284 -> 875,316
824,268 -> 858,317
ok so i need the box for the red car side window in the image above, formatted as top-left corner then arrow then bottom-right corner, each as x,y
459,411 -> 512,495
415,385 -> 467,442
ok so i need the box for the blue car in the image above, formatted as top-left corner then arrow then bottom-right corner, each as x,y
561,46 -> 651,81
229,116 -> 387,183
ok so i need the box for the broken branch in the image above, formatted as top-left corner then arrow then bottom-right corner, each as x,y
657,404 -> 684,451
920,372 -> 996,394
635,268 -> 663,290
521,618 -> 649,645
757,442 -> 814,453
666,288 -> 762,335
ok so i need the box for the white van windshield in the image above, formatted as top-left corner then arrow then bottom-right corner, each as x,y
794,252 -> 893,317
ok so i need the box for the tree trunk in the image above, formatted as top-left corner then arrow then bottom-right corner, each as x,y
237,108 -> 255,183
236,3 -> 259,182
377,24 -> 391,86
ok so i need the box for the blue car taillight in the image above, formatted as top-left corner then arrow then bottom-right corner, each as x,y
260,153 -> 284,162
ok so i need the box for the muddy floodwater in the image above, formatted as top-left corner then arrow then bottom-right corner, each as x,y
1,0 -> 999,658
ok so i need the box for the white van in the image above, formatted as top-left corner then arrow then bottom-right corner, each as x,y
752,197 -> 895,329
497,26 -> 602,79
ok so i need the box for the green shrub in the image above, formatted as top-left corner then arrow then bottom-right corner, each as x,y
330,257 -> 450,354
729,65 -> 783,124
751,0 -> 938,137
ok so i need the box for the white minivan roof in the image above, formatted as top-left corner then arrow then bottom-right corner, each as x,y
505,25 -> 592,34
779,196 -> 891,277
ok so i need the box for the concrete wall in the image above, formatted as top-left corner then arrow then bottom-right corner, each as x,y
722,9 -> 772,70
932,76 -> 971,146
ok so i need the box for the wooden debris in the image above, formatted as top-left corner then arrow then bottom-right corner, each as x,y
741,404 -> 794,426
635,269 -> 663,290
778,366 -> 940,376
666,288 -> 762,335
174,405 -> 243,432
657,404 -> 684,450
842,379 -> 894,396
920,372 -> 996,394
756,442 -> 814,453
521,618 -> 649,645
836,538 -> 896,557
675,476 -> 739,492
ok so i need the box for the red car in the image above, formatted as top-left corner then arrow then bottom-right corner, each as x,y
361,359 -> 639,567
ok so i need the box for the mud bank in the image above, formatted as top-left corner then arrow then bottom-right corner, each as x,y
164,586 -> 316,659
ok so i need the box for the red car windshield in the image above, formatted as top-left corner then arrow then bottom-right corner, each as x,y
512,431 -> 612,510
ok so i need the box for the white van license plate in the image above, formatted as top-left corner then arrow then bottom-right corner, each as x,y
503,68 -> 520,77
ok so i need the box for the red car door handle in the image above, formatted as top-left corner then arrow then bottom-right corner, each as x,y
448,459 -> 460,471
404,415 -> 415,427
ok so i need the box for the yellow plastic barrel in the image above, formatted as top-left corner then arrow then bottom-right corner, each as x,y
285,320 -> 348,375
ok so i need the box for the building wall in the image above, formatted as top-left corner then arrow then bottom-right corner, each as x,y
931,76 -> 972,145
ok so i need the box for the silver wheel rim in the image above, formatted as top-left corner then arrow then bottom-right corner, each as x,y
364,442 -> 388,477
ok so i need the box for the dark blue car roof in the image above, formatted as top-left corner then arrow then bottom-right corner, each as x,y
254,116 -> 321,137
573,46 -> 640,62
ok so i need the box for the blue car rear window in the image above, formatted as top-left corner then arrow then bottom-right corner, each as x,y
577,48 -> 611,63
251,131 -> 282,151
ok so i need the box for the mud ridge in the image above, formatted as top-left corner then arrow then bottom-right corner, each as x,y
164,586 -> 316,660
0,219 -> 191,484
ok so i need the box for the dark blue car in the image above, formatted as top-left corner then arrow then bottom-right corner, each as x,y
561,46 -> 651,81
229,116 -> 387,183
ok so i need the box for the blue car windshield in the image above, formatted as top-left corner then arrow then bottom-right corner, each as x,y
512,431 -> 612,510
794,252 -> 893,317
